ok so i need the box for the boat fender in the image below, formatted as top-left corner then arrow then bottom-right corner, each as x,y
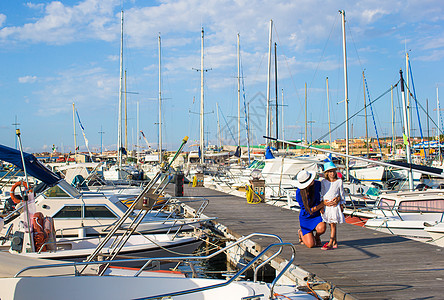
43,217 -> 56,251
31,212 -> 48,252
192,176 -> 197,187
10,181 -> 30,204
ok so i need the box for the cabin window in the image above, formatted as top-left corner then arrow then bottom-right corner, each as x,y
398,199 -> 444,213
53,206 -> 81,218
378,198 -> 395,210
43,185 -> 70,198
84,206 -> 117,218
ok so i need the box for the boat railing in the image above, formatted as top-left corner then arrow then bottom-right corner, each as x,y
345,194 -> 375,211
14,233 -> 294,299
378,200 -> 404,220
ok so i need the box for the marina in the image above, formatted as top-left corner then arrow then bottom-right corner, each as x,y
2,1 -> 444,299
177,185 -> 444,300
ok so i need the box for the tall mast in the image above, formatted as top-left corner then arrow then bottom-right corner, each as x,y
117,10 -> 124,168
305,82 -> 307,145
362,71 -> 369,157
237,33 -> 241,147
437,85 -> 441,161
200,27 -> 205,164
73,102 -> 77,157
124,69 -> 128,152
274,42 -> 278,145
340,10 -> 350,181
406,52 -> 411,140
265,20 -> 273,144
391,85 -> 395,155
137,101 -> 139,162
400,70 -> 414,189
281,88 -> 285,142
326,77 -> 331,146
216,102 -> 221,149
99,125 -> 104,155
158,34 -> 162,164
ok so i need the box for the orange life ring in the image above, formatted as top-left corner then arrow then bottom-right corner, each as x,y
10,181 -> 29,204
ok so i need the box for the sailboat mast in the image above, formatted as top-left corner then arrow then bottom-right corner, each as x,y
326,77 -> 331,146
362,71 -> 369,157
265,20 -> 272,144
125,69 -> 128,152
158,34 -> 162,164
137,101 -> 139,162
200,27 -> 205,164
117,10 -> 124,168
391,85 -> 395,155
340,10 -> 350,181
305,82 -> 307,145
281,88 -> 285,142
437,85 -> 441,161
406,52 -> 411,140
400,70 -> 414,189
216,102 -> 221,149
274,42 -> 278,145
237,33 -> 241,147
73,102 -> 77,157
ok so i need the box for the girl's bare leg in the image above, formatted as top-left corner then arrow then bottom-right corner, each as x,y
330,223 -> 337,247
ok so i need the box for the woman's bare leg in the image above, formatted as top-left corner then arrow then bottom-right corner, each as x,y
300,231 -> 316,248
314,222 -> 326,246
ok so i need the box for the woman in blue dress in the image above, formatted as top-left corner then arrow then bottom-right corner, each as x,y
294,170 -> 339,248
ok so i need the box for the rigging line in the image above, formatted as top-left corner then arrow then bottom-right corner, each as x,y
311,80 -> 399,144
408,60 -> 427,159
218,105 -> 237,145
363,72 -> 383,156
308,13 -> 341,90
404,84 -> 444,136
346,20 -> 364,71
396,85 -> 404,137
240,50 -> 251,162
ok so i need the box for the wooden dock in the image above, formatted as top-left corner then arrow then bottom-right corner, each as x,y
173,185 -> 444,300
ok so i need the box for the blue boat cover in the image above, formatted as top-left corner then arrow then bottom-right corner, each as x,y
0,144 -> 61,186
265,146 -> 275,159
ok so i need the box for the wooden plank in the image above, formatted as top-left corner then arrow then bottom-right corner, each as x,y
176,186 -> 444,299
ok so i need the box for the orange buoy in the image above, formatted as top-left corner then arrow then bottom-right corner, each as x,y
10,181 -> 29,204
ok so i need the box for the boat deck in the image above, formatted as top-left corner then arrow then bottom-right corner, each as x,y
176,185 -> 444,300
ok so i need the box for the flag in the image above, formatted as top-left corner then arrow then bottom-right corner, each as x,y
76,109 -> 92,159
76,146 -> 80,150
403,133 -> 409,146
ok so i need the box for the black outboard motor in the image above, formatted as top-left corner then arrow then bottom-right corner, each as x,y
175,172 -> 184,197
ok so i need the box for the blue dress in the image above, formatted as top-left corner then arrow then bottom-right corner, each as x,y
296,180 -> 323,235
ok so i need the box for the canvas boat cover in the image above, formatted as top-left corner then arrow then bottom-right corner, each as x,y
0,144 -> 61,186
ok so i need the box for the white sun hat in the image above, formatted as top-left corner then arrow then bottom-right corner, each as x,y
294,169 -> 317,189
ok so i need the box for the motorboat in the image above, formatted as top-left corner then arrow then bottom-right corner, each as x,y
1,179 -> 211,239
363,189 -> 444,240
0,233 -> 319,300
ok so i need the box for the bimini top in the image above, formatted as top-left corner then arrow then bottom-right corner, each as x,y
0,144 -> 62,186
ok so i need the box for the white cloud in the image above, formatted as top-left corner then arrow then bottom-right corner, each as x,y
0,14 -> 6,27
0,0 -> 119,44
18,75 -> 37,83
34,65 -> 116,116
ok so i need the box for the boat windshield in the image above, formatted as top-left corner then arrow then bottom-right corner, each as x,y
43,180 -> 81,198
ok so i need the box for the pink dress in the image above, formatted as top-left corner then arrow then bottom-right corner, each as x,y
320,178 -> 345,224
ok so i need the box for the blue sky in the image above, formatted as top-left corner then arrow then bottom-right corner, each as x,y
1,0 -> 444,153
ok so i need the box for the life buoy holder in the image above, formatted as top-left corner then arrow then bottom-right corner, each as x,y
10,181 -> 30,204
